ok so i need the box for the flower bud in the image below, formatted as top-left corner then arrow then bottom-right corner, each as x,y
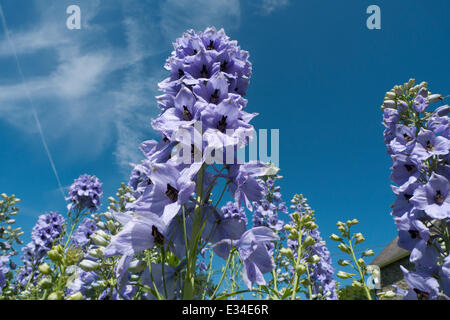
357,258 -> 366,266
338,259 -> 351,266
383,100 -> 396,108
385,92 -> 396,99
88,247 -> 104,259
436,105 -> 450,117
352,280 -> 362,287
303,236 -> 315,247
346,219 -> 359,226
362,249 -> 374,257
38,263 -> 52,275
106,220 -> 116,233
280,248 -> 294,259
405,78 -> 415,90
304,222 -> 317,230
91,234 -> 109,247
338,243 -> 351,254
38,278 -> 52,289
96,222 -> 106,229
96,230 -> 110,240
48,291 -> 63,300
337,271 -> 354,279
427,94 -> 442,103
295,264 -> 306,275
306,254 -> 320,264
128,260 -> 146,273
54,244 -> 64,255
47,249 -> 63,263
330,234 -> 342,241
79,260 -> 100,272
66,292 -> 84,300
380,290 -> 396,299
355,233 -> 365,244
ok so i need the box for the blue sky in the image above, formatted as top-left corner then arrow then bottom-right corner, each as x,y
0,0 -> 449,274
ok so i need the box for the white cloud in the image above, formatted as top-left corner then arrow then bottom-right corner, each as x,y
260,0 -> 289,15
160,0 -> 241,40
0,0 -> 244,175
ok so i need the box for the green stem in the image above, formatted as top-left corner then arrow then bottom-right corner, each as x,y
348,236 -> 372,300
211,249 -> 234,300
305,266 -> 313,300
161,247 -> 168,299
201,251 -> 215,300
183,164 -> 206,299
291,230 -> 304,300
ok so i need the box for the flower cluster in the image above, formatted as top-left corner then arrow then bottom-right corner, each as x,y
66,174 -> 103,213
282,194 -> 337,300
100,27 -> 280,299
31,212 -> 65,250
71,218 -> 97,248
252,174 -> 288,232
0,256 -> 9,294
16,212 -> 65,288
382,79 -> 450,299
330,219 -> 375,300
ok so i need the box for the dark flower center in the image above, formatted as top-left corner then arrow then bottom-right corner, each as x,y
192,49 -> 198,55
182,105 -> 193,121
152,225 -> 164,246
404,194 -> 413,202
404,164 -> 415,172
408,230 -> 420,239
200,65 -> 209,78
210,89 -> 219,104
217,115 -> 228,133
178,69 -> 184,79
206,40 -> 214,50
435,190 -> 444,205
403,133 -> 413,142
220,61 -> 228,72
413,288 -> 430,300
163,136 -> 170,142
165,184 -> 179,202
426,140 -> 434,151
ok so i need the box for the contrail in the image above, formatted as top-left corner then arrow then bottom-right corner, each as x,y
0,3 -> 65,199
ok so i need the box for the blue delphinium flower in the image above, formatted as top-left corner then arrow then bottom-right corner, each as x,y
381,80 -> 449,299
212,226 -> 279,289
104,212 -> 169,283
16,212 -> 65,287
31,212 -> 65,250
286,195 -> 337,300
0,255 -> 9,293
252,176 -> 287,232
71,218 -> 97,248
66,174 -> 103,213
306,229 -> 338,300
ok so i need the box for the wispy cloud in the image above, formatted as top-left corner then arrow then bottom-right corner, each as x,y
0,0 -> 244,180
160,0 -> 241,40
259,0 -> 289,15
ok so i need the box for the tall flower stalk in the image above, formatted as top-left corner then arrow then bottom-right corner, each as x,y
381,79 -> 449,299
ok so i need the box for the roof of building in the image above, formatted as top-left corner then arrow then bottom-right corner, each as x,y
370,236 -> 410,268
